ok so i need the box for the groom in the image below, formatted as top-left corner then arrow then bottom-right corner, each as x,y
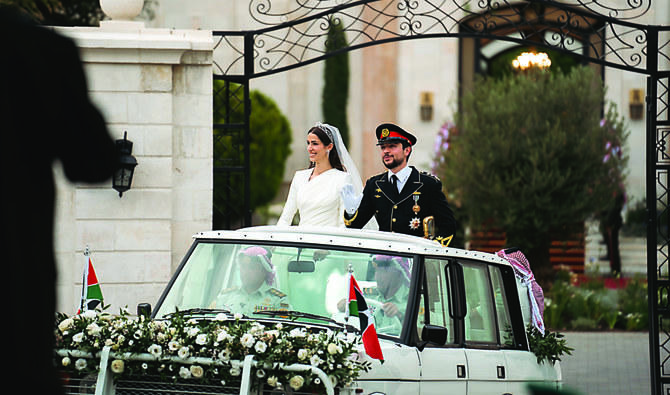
343,123 -> 456,244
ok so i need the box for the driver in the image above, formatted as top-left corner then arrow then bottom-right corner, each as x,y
216,246 -> 290,314
337,255 -> 410,334
370,255 -> 411,332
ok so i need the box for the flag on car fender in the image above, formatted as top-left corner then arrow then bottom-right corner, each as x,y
78,251 -> 103,313
346,272 -> 384,362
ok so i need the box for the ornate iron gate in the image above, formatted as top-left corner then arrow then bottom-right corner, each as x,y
212,2 -> 668,392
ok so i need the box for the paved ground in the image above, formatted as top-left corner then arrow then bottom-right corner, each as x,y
560,331 -> 650,395
558,228 -> 651,394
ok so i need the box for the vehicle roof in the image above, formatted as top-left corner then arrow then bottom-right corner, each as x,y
194,226 -> 510,267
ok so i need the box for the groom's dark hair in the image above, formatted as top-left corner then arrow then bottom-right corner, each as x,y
308,126 -> 346,172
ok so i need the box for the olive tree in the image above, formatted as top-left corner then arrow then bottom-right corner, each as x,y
434,66 -> 628,285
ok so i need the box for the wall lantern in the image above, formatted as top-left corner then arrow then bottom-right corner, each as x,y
629,89 -> 645,120
113,131 -> 138,197
420,91 -> 434,121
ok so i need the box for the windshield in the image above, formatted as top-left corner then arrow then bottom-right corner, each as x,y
155,241 -> 413,337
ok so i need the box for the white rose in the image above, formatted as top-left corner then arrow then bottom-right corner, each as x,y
229,367 -> 241,376
86,323 -> 101,336
105,339 -> 114,347
61,357 -> 71,367
179,366 -> 191,379
168,340 -> 180,351
267,376 -> 278,387
190,365 -> 204,378
72,332 -> 84,343
289,328 -> 305,338
178,346 -> 190,359
254,341 -> 267,354
214,313 -> 227,321
58,318 -> 74,332
111,359 -> 125,374
327,343 -> 339,355
289,375 -> 305,391
310,354 -> 323,367
216,329 -> 229,343
241,333 -> 255,348
187,327 -> 200,337
196,334 -> 208,345
297,349 -> 308,360
83,310 -> 97,319
234,313 -> 243,320
148,344 -> 162,357
75,358 -> 88,371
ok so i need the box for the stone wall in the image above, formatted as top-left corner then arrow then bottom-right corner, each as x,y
52,22 -> 213,314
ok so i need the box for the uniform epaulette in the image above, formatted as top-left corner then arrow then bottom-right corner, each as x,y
269,288 -> 286,298
420,171 -> 440,182
220,286 -> 239,294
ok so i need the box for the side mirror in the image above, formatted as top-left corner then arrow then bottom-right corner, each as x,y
288,260 -> 315,273
421,324 -> 448,346
137,303 -> 152,318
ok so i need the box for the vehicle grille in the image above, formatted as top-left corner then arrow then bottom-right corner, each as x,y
60,373 -> 97,394
115,375 -> 242,394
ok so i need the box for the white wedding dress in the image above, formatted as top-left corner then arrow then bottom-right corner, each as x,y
277,168 -> 352,227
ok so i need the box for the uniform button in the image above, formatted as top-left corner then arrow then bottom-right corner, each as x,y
392,218 -> 396,222
393,205 -> 398,209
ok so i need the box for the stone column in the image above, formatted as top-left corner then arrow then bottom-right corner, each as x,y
52,18 -> 213,313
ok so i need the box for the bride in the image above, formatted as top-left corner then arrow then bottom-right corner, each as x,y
277,123 -> 372,228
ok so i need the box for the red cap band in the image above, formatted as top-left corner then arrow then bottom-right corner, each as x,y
383,131 -> 411,143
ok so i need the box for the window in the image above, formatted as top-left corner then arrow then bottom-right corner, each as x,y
489,265 -> 515,347
462,262 -> 497,343
418,258 -> 455,344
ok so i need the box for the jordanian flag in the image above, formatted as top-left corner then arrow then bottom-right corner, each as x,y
79,256 -> 103,313
346,273 -> 384,361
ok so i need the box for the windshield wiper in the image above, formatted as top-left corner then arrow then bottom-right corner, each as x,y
254,310 -> 341,325
165,308 -> 239,318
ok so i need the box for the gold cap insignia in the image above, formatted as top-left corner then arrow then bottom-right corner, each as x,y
381,128 -> 390,138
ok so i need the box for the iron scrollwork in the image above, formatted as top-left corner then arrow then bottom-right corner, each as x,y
214,0 -> 657,79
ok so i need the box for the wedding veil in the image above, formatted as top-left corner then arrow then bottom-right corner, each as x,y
315,122 -> 378,230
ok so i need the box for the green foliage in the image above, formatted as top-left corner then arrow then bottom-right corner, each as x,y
543,273 -> 648,331
434,67 -> 629,280
213,80 -> 292,226
322,17 -> 350,146
526,324 -> 573,365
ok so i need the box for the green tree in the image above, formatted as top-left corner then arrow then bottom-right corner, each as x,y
322,17 -> 350,146
434,66 -> 628,286
213,80 -> 292,228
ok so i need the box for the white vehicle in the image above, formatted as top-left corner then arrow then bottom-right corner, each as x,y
60,226 -> 561,395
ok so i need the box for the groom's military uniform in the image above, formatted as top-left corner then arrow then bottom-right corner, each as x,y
344,124 -> 456,242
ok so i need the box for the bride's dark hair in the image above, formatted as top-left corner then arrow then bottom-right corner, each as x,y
307,126 -> 346,171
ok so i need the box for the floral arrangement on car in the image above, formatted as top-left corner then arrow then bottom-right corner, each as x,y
55,308 -> 372,392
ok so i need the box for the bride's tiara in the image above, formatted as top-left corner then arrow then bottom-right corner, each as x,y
312,122 -> 334,144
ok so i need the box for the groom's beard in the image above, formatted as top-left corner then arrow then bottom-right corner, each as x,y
383,157 -> 403,170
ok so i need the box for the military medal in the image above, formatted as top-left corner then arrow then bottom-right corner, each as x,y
412,192 -> 421,213
409,217 -> 421,230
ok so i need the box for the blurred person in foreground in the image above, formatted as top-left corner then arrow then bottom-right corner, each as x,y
0,6 -> 117,394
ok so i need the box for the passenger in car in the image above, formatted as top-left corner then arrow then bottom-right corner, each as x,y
337,255 -> 411,335
215,246 -> 290,314
370,255 -> 411,334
